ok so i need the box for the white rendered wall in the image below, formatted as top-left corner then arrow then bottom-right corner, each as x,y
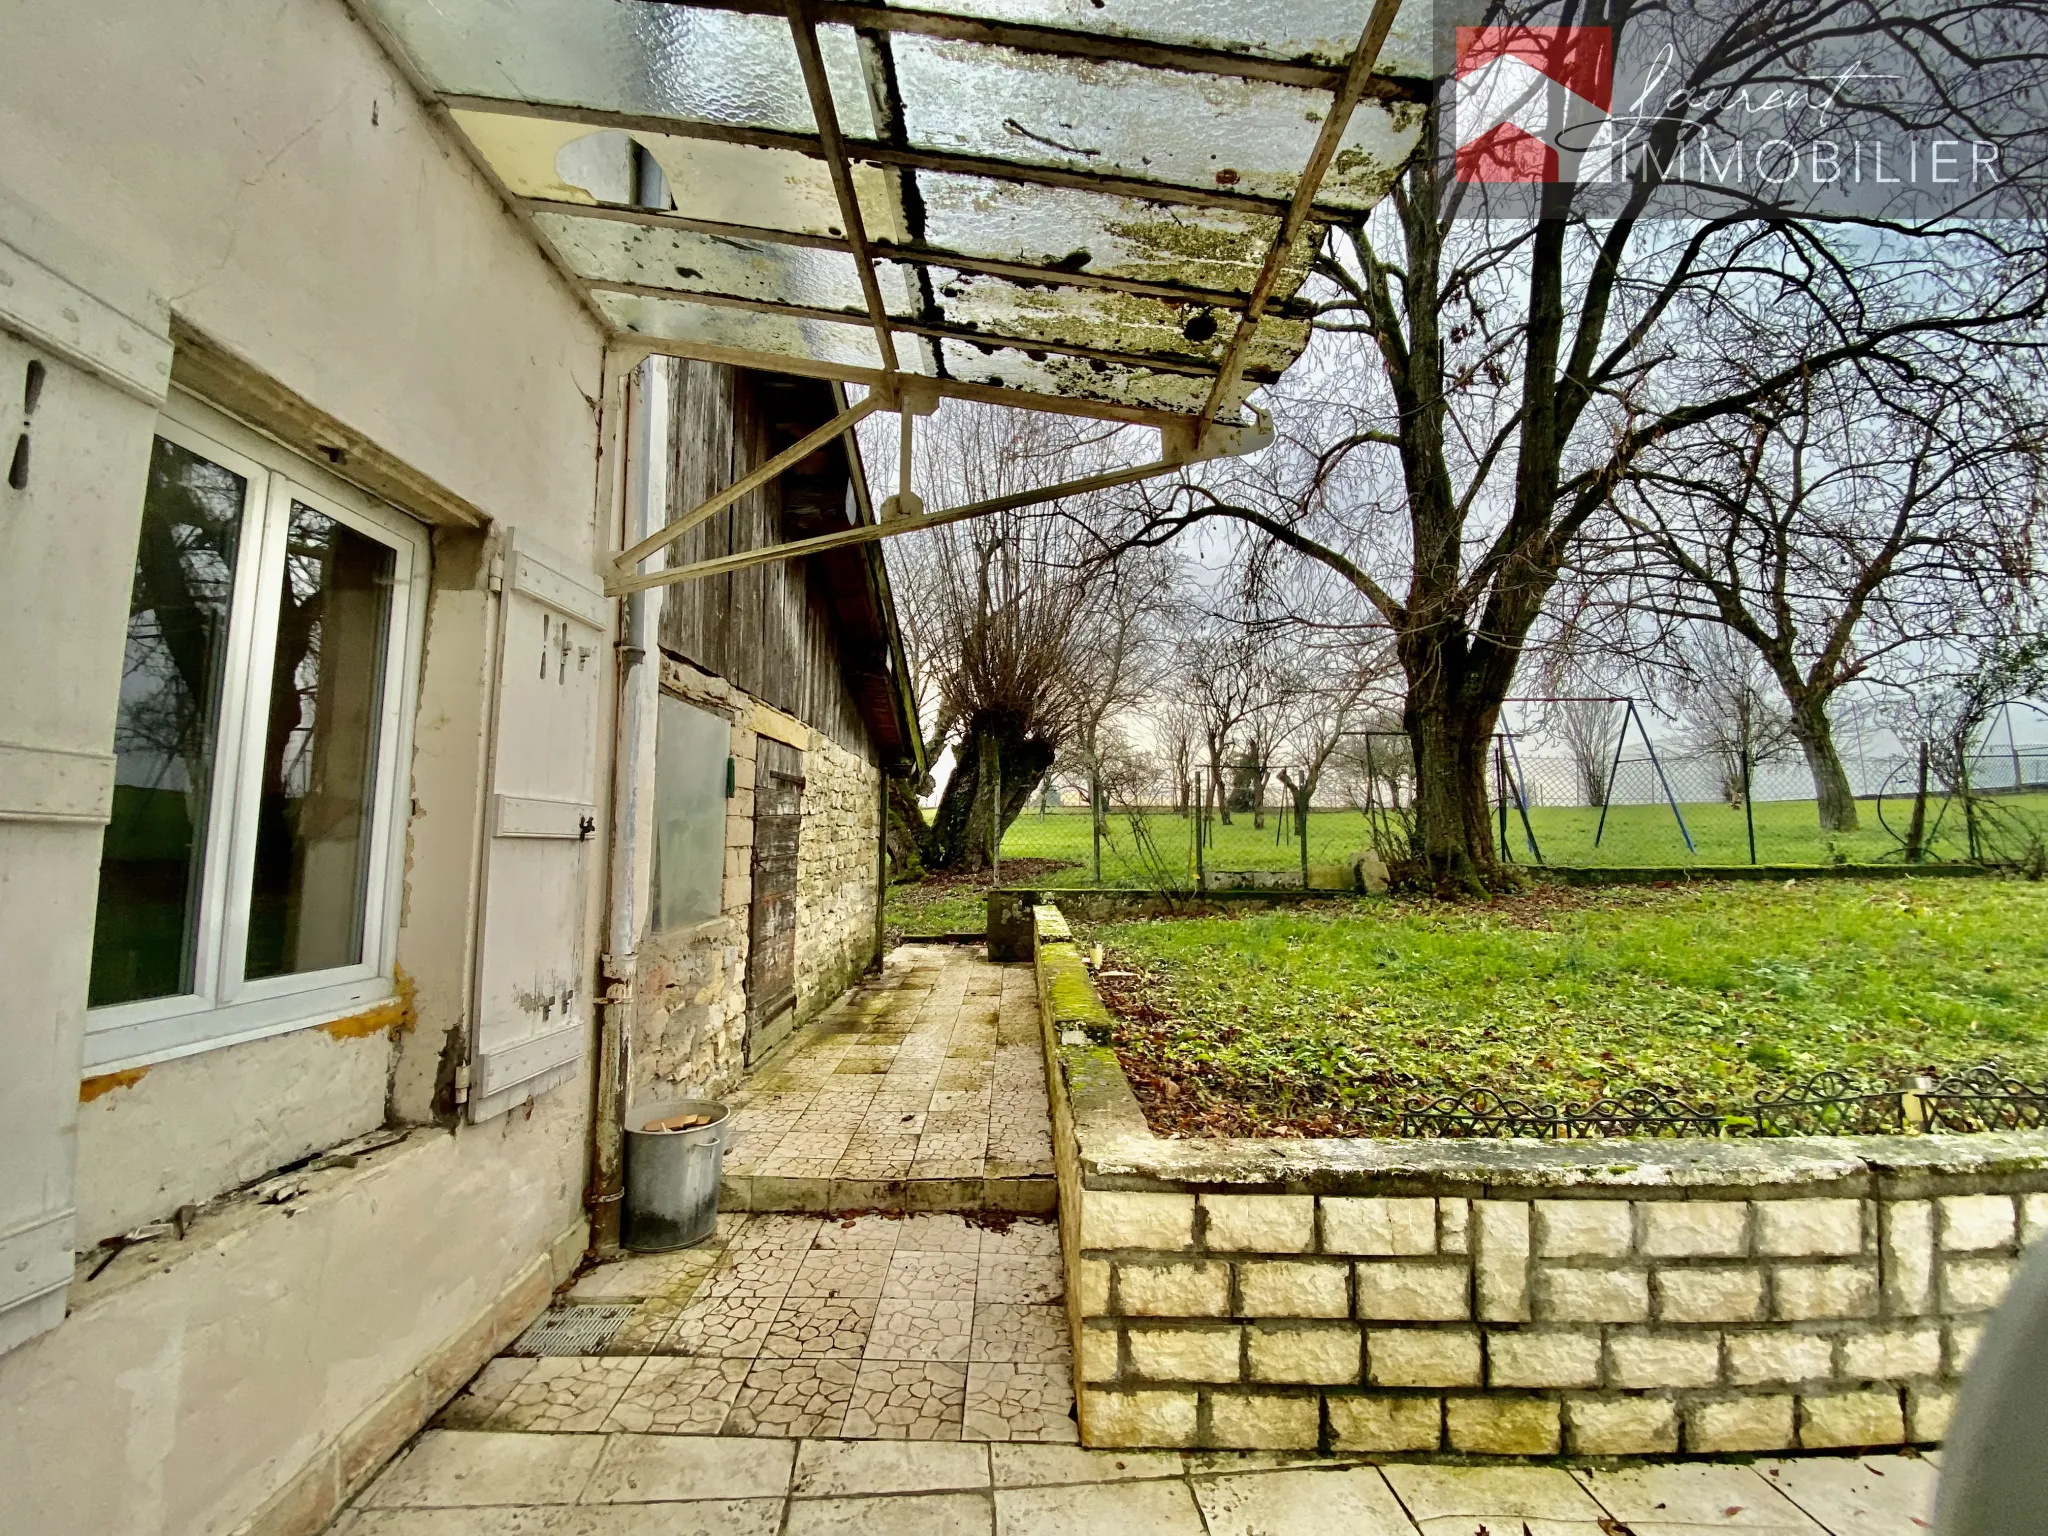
0,0 -> 613,1529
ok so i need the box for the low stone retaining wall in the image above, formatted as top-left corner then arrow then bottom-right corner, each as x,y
1031,902 -> 2048,1457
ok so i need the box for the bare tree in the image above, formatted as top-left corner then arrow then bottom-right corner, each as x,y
1597,365 -> 2043,829
883,402 -> 1176,870
1095,0 -> 2048,889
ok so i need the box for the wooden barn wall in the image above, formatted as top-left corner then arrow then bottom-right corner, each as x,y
656,360 -> 874,760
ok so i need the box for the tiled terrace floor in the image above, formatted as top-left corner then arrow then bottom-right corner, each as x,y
720,944 -> 1055,1214
340,1433 -> 1942,1534
438,1212 -> 1078,1444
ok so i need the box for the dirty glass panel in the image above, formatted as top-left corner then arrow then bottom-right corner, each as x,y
244,506 -> 396,981
893,38 -> 1334,200
938,338 -> 1222,414
593,289 -> 894,370
880,0 -> 1435,77
906,173 -> 1300,296
90,439 -> 246,1008
360,0 -> 877,137
892,37 -> 1424,205
537,212 -> 919,315
652,695 -> 730,931
926,267 -> 1313,371
924,266 -> 1240,362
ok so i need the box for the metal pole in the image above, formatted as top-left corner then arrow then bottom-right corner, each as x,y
1298,780 -> 1311,887
1502,727 -> 1544,864
1592,707 -> 1630,848
1194,773 -> 1207,890
1634,703 -> 1697,854
1091,762 -> 1102,885
1742,748 -> 1757,866
1495,738 -> 1510,863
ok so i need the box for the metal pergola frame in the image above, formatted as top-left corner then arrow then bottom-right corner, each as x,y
351,0 -> 1416,589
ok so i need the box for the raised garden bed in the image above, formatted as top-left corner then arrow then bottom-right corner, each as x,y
1029,900 -> 2048,1459
1085,879 -> 2048,1140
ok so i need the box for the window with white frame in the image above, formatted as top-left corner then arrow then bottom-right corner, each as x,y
84,395 -> 426,1071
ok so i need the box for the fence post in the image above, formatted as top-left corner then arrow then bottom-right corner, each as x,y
1194,773 -> 1207,890
1742,747 -> 1757,865
1494,737 -> 1510,863
1297,781 -> 1310,887
1089,763 -> 1101,885
1961,749 -> 1980,861
1906,742 -> 1930,863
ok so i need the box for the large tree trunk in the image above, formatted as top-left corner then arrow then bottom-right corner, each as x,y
922,714 -> 1055,871
1788,699 -> 1860,832
1396,620 -> 1504,892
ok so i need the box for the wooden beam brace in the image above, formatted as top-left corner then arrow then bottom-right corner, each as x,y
610,389 -> 890,576
605,408 -> 1273,595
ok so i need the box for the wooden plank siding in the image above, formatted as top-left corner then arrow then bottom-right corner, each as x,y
656,360 -> 886,760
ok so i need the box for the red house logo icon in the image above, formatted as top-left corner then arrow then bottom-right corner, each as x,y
1455,27 -> 1616,183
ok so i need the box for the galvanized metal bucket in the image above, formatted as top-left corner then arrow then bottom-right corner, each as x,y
622,1098 -> 730,1252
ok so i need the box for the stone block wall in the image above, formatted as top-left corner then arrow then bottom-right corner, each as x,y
793,729 -> 880,1021
633,661 -> 879,1101
1033,904 -> 2048,1458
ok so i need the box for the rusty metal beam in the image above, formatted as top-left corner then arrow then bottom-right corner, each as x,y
609,452 -> 1189,595
1197,0 -> 1409,426
611,389 -> 891,576
442,94 -> 1371,222
524,197 -> 1297,315
646,0 -> 1368,91
586,278 -> 1227,379
785,0 -> 902,376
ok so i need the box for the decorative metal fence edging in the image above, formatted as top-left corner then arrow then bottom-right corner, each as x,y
1399,1064 -> 2048,1139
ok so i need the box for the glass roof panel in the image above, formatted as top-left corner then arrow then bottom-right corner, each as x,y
919,266 -> 1237,365
455,111 -> 911,239
361,1 -> 876,136
903,173 -> 1306,298
537,212 -> 924,315
938,339 -> 1234,415
881,0 -> 1434,77
593,289 -> 891,370
888,37 -> 1416,204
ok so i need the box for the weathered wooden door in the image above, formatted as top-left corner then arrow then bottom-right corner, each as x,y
745,739 -> 804,1064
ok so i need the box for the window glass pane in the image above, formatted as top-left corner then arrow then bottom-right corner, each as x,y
90,439 -> 246,1007
653,695 -> 730,931
245,504 -> 396,980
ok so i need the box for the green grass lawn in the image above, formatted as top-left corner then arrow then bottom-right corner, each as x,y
1086,877 -> 2048,1137
997,793 -> 2048,886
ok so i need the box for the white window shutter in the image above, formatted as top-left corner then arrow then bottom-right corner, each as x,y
468,531 -> 607,1123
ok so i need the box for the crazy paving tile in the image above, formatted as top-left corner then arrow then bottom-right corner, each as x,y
482,1356 -> 645,1432
968,1304 -> 1070,1365
975,1253 -> 1063,1306
961,1363 -> 1079,1444
843,1361 -> 969,1440
723,1358 -> 859,1438
761,1295 -> 881,1359
867,1297 -> 976,1363
601,1357 -> 752,1434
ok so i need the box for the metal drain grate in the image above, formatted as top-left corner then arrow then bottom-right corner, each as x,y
506,1303 -> 637,1357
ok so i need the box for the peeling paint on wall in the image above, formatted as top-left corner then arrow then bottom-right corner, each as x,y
79,1067 -> 150,1104
319,964 -> 418,1040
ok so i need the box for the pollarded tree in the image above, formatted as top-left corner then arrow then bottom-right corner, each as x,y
884,402 -> 1177,870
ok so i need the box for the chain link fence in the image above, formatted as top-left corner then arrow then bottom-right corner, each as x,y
995,736 -> 2048,888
